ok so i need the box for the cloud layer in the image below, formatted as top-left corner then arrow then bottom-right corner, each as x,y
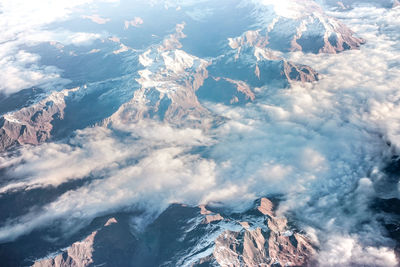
0,0 -> 118,95
0,2 -> 399,266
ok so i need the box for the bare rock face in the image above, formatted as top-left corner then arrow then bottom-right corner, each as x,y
109,49 -> 211,127
32,217 -> 135,267
283,61 -> 319,83
107,24 -> 212,129
32,231 -> 96,267
213,32 -> 320,92
257,197 -> 275,217
30,199 -> 315,267
234,0 -> 365,54
0,87 -> 78,152
205,198 -> 315,267
223,78 -> 256,102
202,46 -> 319,101
200,205 -> 224,224
32,218 -> 118,267
109,21 -> 319,130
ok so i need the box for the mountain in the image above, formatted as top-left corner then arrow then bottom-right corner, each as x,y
0,0 -> 363,152
32,198 -> 315,267
0,87 -> 79,151
107,24 -> 212,128
243,0 -> 365,54
319,0 -> 398,9
3,0 -> 397,266
109,24 -> 319,129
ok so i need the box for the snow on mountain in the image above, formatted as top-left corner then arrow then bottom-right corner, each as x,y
241,0 -> 365,53
108,24 -> 212,128
109,19 -> 321,129
1,1 -> 397,266
0,0 -> 365,152
319,0 -> 398,9
0,87 -> 79,151
32,198 -> 314,267
196,43 -> 319,106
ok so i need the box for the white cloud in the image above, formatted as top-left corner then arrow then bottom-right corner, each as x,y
124,17 -> 144,29
317,235 -> 397,267
0,3 -> 399,266
185,8 -> 214,21
256,0 -> 322,19
0,121 -> 213,193
0,47 -> 70,94
0,0 -> 116,44
0,0 -> 117,94
66,32 -> 103,46
0,122 -> 217,241
82,14 -> 111,24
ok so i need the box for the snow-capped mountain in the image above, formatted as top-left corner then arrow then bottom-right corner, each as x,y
239,0 -> 365,53
33,198 -> 314,267
0,87 -> 79,151
107,24 -> 212,128
319,0 -> 399,9
1,0 -> 399,266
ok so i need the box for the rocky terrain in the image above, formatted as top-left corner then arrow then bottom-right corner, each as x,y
109,24 -> 320,129
107,24 -> 212,128
0,0 -> 362,153
0,87 -> 79,151
0,19 -> 323,153
243,0 -> 365,54
320,0 -> 399,9
0,0 -> 365,154
1,0 -> 399,266
32,198 -> 314,267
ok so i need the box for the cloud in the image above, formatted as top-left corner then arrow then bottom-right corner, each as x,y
317,235 -> 397,267
0,47 -> 70,95
0,121 -> 217,241
65,32 -> 103,46
0,3 -> 399,266
0,121 -> 213,193
185,8 -> 214,21
255,0 -> 322,19
82,14 -> 111,24
0,0 -> 116,45
124,17 -> 144,29
288,6 -> 400,152
0,28 -> 103,94
0,0 -> 117,95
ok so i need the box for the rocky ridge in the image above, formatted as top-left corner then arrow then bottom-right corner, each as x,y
0,87 -> 79,152
239,0 -> 365,54
107,24 -> 212,128
320,0 -> 398,9
32,198 -> 315,267
197,198 -> 314,266
0,1 -> 366,152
